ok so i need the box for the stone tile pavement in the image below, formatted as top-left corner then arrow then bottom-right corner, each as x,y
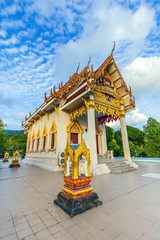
0,162 -> 160,239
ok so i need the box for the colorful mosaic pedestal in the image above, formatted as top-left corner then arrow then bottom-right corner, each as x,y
54,176 -> 102,217
3,158 -> 9,162
9,151 -> 20,168
9,160 -> 20,168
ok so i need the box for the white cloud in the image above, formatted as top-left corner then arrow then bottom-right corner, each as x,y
54,3 -> 155,82
123,56 -> 160,94
0,29 -> 7,38
1,19 -> 26,29
107,108 -> 148,129
1,3 -> 22,16
126,108 -> 148,125
15,112 -> 26,120
0,35 -> 19,46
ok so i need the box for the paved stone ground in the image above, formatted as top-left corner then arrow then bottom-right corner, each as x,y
0,162 -> 160,240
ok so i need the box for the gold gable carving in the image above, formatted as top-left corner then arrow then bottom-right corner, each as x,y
41,122 -> 48,137
36,127 -> 41,138
31,130 -> 35,140
66,120 -> 84,134
49,118 -> 57,134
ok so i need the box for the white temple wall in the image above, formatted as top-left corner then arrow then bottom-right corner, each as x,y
56,110 -> 70,154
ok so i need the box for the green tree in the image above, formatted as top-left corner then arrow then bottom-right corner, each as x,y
0,119 -> 6,156
143,118 -> 160,157
4,134 -> 27,157
127,126 -> 145,146
105,125 -> 114,149
106,125 -> 146,157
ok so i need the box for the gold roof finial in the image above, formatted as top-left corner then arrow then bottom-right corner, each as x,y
87,56 -> 91,67
111,41 -> 115,57
76,63 -> 80,74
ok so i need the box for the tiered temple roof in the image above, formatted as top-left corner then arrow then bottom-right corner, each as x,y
23,51 -> 135,128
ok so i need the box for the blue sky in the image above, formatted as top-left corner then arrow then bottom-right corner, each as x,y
0,0 -> 160,130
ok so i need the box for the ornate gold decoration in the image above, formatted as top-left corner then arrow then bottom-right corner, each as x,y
44,65 -> 90,103
41,123 -> 48,150
119,110 -> 125,118
46,113 -> 49,120
41,122 -> 48,137
34,120 -> 37,125
64,139 -> 91,179
64,140 -> 74,177
94,103 -> 108,115
12,150 -> 20,165
86,76 -> 96,88
49,118 -> 57,134
31,130 -> 35,140
49,118 -> 57,149
4,152 -> 9,158
75,139 -> 91,178
70,105 -> 87,121
95,121 -> 103,155
28,132 -> 31,141
55,106 -> 59,115
66,120 -> 84,143
95,121 -> 102,136
94,91 -> 121,107
38,115 -> 42,121
62,186 -> 93,198
94,56 -> 112,78
36,127 -> 41,138
130,96 -> 135,107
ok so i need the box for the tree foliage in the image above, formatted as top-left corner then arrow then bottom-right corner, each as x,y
0,119 -> 6,156
106,124 -> 146,157
143,118 -> 160,158
0,118 -> 27,157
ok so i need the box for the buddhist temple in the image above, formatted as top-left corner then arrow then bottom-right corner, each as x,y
22,47 -> 138,175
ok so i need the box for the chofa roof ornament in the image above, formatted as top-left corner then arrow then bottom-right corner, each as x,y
111,41 -> 115,57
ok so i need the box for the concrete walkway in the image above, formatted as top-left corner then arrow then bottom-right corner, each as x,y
0,162 -> 160,240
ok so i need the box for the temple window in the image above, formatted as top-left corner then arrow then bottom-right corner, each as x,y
41,123 -> 48,151
43,136 -> 46,149
31,130 -> 35,152
51,133 -> 55,148
49,118 -> 57,150
36,127 -> 41,151
36,138 -> 39,150
32,140 -> 34,150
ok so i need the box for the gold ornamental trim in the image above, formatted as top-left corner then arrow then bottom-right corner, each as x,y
69,101 -> 121,121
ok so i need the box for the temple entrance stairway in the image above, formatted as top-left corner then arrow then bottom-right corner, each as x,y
97,155 -> 137,174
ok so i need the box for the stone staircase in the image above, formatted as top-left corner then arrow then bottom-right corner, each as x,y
98,155 -> 137,174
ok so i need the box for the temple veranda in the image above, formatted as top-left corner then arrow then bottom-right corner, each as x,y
22,52 -> 138,175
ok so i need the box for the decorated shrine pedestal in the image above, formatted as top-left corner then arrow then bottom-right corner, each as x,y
9,150 -> 21,168
54,139 -> 102,217
3,152 -> 9,162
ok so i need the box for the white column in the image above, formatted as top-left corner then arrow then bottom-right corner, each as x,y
87,107 -> 97,175
120,113 -> 131,161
